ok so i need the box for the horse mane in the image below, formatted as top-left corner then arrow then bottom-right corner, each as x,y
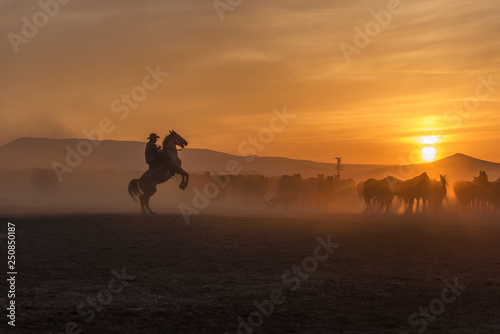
407,172 -> 429,183
162,132 -> 176,147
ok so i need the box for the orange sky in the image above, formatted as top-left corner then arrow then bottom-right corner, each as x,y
1,0 -> 499,164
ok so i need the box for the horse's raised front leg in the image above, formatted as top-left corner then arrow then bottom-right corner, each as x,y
178,169 -> 189,190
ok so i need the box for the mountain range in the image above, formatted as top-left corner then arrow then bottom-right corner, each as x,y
1,137 -> 499,181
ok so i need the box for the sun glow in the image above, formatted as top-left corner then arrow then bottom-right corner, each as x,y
422,146 -> 437,162
418,135 -> 440,162
419,135 -> 439,145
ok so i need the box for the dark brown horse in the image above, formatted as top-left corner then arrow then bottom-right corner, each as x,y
394,172 -> 431,213
363,176 -> 401,212
277,174 -> 302,196
428,175 -> 447,211
454,180 -> 478,211
455,171 -> 498,211
128,131 -> 189,214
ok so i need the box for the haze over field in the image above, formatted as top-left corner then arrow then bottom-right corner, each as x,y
1,137 -> 499,214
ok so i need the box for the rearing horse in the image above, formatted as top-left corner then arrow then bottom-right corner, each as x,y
128,130 -> 189,214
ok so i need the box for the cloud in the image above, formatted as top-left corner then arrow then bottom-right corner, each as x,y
0,0 -> 499,163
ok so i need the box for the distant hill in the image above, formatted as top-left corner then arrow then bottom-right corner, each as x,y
0,137 -> 499,181
0,137 -> 385,177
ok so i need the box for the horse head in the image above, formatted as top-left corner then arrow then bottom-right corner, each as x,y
164,130 -> 188,149
478,171 -> 489,182
420,172 -> 431,182
440,174 -> 448,186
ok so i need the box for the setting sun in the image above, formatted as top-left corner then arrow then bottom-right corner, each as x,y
422,146 -> 437,161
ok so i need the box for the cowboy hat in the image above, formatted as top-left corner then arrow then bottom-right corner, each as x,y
147,133 -> 160,139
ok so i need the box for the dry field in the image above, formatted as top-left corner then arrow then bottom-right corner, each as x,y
1,212 -> 500,334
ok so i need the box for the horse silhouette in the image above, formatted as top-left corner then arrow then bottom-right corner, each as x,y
454,180 -> 477,211
263,195 -> 299,211
472,171 -> 493,210
428,175 -> 447,212
317,175 -> 334,210
454,171 -> 496,211
240,175 -> 269,202
299,176 -> 319,208
394,172 -> 431,213
363,176 -> 401,212
277,174 -> 302,196
128,130 -> 189,214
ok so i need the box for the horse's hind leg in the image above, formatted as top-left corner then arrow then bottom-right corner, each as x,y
406,198 -> 414,213
145,196 -> 156,215
139,195 -> 148,215
145,189 -> 157,215
364,197 -> 371,212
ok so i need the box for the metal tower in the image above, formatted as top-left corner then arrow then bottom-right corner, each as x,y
334,157 -> 344,180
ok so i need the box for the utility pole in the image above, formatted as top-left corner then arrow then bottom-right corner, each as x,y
334,157 -> 344,180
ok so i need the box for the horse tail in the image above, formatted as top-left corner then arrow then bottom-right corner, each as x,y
128,179 -> 141,201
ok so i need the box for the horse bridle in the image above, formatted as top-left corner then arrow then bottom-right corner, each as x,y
163,146 -> 184,152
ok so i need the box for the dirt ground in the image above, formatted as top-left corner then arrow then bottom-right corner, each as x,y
1,212 -> 500,334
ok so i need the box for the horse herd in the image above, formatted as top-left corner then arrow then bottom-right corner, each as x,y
187,171 -> 500,213
355,171 -> 499,213
454,171 -> 500,211
358,173 -> 447,213
187,173 -> 356,210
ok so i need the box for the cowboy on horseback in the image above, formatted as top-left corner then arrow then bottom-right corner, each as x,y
130,130 -> 190,214
146,132 -> 179,175
145,133 -> 162,170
